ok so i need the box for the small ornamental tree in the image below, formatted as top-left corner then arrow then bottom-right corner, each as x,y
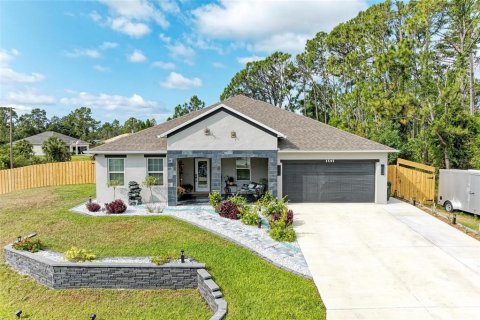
143,175 -> 158,203
42,137 -> 71,162
108,179 -> 121,200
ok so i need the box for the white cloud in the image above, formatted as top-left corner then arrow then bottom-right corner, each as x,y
65,49 -> 101,58
100,41 -> 118,49
166,42 -> 195,65
60,91 -> 158,111
192,0 -> 367,53
128,49 -> 147,63
95,0 -> 169,37
0,48 -> 19,66
94,65 -> 110,72
161,72 -> 202,89
237,55 -> 264,65
0,49 -> 46,84
89,10 -> 102,22
159,0 -> 180,14
109,17 -> 151,37
151,61 -> 175,70
4,88 -> 55,105
159,33 -> 171,43
0,68 -> 46,84
211,62 -> 224,68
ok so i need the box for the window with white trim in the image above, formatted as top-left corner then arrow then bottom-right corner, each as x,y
236,157 -> 251,181
108,158 -> 125,185
146,158 -> 164,185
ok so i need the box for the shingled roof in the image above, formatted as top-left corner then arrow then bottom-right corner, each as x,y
18,131 -> 89,146
90,95 -> 395,153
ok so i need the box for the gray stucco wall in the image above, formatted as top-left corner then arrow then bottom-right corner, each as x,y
167,150 -> 277,206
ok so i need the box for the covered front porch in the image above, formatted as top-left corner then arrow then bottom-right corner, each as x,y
167,150 -> 277,206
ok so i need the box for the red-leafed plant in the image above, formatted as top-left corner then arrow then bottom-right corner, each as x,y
217,200 -> 240,220
270,209 -> 294,226
105,199 -> 127,214
86,202 -> 101,212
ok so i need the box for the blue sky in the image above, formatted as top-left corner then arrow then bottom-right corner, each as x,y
0,0 -> 381,123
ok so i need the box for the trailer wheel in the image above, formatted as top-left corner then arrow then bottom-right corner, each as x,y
444,201 -> 454,213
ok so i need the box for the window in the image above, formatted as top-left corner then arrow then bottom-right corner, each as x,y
108,158 -> 124,185
147,158 -> 164,185
236,157 -> 251,181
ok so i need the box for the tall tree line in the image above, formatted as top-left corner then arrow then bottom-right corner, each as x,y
222,0 -> 480,169
0,107 -> 157,145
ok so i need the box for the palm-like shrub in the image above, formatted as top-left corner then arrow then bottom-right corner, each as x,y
42,137 -> 71,162
143,175 -> 158,203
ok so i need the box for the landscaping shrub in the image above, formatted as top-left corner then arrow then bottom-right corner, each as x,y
240,205 -> 261,225
86,202 -> 101,212
268,209 -> 296,242
13,238 -> 44,252
105,199 -> 127,214
229,195 -> 247,209
151,251 -> 177,265
263,197 -> 288,217
65,247 -> 96,262
208,191 -> 222,210
269,219 -> 297,242
257,191 -> 276,207
146,203 -> 164,213
217,200 -> 240,219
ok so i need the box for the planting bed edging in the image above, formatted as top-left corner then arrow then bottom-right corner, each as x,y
4,245 -> 227,320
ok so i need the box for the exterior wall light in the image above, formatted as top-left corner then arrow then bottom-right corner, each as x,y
231,131 -> 236,138
204,128 -> 210,135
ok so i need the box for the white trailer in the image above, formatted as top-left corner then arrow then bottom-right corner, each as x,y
438,169 -> 480,215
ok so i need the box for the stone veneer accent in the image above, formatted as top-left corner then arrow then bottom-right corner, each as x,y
167,150 -> 278,206
4,245 -> 227,320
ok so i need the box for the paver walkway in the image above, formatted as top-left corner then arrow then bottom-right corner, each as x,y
291,199 -> 480,320
71,203 -> 311,277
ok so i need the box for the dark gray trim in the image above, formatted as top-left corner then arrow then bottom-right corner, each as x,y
105,154 -> 126,158
144,154 -> 166,157
166,107 -> 278,138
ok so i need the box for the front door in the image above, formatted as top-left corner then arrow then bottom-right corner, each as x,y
195,158 -> 210,192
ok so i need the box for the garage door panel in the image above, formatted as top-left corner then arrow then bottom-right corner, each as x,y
283,160 -> 375,203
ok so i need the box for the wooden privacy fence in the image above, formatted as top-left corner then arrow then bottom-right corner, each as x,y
388,158 -> 436,204
0,161 -> 95,195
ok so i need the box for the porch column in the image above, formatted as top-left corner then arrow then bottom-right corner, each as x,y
267,151 -> 278,197
167,152 -> 178,206
211,154 -> 222,193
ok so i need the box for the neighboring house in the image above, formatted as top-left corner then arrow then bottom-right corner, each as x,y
16,131 -> 90,156
89,95 -> 396,205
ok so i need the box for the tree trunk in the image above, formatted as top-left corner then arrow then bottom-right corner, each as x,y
437,132 -> 450,169
469,51 -> 476,114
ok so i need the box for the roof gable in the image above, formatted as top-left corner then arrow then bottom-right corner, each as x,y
159,104 -> 286,139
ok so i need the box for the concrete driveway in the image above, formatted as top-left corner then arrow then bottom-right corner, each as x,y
291,199 -> 480,320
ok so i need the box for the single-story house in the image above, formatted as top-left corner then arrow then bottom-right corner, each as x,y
89,95 -> 396,206
16,131 -> 90,156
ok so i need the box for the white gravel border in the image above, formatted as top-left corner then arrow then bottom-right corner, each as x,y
71,202 -> 311,278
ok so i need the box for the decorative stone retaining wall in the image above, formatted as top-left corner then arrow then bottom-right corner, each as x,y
4,245 -> 227,319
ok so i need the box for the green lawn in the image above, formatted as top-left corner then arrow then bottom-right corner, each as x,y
436,205 -> 480,231
0,185 -> 325,320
